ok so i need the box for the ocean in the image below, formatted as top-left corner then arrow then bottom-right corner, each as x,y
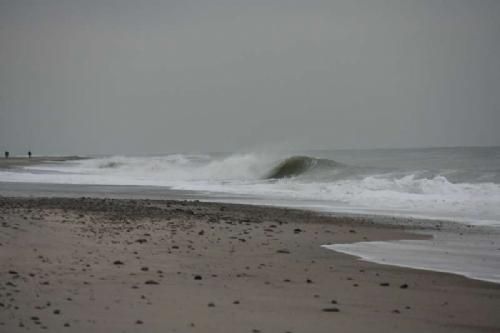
1,146 -> 500,226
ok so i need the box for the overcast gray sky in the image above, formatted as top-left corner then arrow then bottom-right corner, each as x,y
1,0 -> 499,155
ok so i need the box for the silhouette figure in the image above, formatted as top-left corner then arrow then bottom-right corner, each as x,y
28,151 -> 32,159
4,151 -> 9,159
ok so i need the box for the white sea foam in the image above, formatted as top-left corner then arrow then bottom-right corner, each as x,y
1,152 -> 500,226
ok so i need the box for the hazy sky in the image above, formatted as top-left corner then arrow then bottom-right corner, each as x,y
1,0 -> 499,155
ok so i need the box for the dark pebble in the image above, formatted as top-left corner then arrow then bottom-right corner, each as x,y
322,308 -> 340,312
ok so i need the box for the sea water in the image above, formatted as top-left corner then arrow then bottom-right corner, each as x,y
2,146 -> 499,225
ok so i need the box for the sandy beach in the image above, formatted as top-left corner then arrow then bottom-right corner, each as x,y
1,196 -> 499,333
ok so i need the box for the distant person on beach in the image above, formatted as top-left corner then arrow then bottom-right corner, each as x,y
28,151 -> 32,159
4,151 -> 9,159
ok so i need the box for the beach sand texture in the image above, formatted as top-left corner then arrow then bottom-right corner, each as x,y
1,197 -> 499,332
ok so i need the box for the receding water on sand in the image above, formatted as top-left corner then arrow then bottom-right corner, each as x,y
324,231 -> 500,283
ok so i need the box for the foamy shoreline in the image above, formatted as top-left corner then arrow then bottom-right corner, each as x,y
2,151 -> 500,225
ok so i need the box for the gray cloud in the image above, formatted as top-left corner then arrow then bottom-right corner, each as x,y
1,0 -> 499,155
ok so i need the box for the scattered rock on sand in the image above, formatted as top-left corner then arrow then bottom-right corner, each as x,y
322,307 -> 340,312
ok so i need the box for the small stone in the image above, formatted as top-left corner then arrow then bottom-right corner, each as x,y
400,284 -> 408,289
194,275 -> 202,280
113,260 -> 124,265
322,307 -> 340,312
208,302 -> 215,307
380,282 -> 390,287
136,320 -> 143,324
53,309 -> 60,315
144,280 -> 159,285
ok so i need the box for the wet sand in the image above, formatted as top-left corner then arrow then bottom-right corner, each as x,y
0,197 -> 499,332
0,156 -> 83,169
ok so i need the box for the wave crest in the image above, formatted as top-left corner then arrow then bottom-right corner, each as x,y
265,156 -> 342,179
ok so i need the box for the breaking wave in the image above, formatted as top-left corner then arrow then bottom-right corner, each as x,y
265,156 -> 343,179
36,154 -> 345,181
